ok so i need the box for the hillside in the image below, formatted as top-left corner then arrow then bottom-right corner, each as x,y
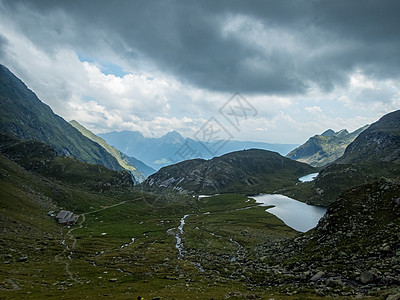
0,132 -> 133,192
142,149 -> 316,195
69,120 -> 155,182
338,110 -> 400,163
287,110 -> 400,206
99,130 -> 298,170
257,179 -> 400,297
286,126 -> 368,167
0,65 -> 121,171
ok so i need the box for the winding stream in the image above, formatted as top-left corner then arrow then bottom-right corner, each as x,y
175,214 -> 189,259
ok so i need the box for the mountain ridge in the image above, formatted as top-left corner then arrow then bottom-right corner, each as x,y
337,110 -> 400,164
0,65 -> 122,171
142,149 -> 316,195
69,120 -> 155,182
100,130 -> 299,170
286,110 -> 400,207
286,125 -> 368,167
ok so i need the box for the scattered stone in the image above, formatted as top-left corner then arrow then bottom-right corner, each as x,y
109,278 -> 118,282
310,271 -> 325,282
386,293 -> 400,300
360,271 -> 374,284
326,277 -> 343,287
18,256 -> 28,262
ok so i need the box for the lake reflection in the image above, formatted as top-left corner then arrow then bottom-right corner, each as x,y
252,194 -> 327,232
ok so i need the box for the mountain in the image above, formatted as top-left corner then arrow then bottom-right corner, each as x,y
337,110 -> 400,163
0,132 -> 133,191
99,130 -> 298,170
69,120 -> 155,182
142,149 -> 316,195
1,121 -> 398,299
286,125 -> 368,167
287,110 -> 400,206
0,64 -> 121,171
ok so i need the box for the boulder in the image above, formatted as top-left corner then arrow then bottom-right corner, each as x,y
360,271 -> 374,284
310,271 -> 325,282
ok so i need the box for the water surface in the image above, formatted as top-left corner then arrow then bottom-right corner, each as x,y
252,194 -> 326,232
298,172 -> 319,182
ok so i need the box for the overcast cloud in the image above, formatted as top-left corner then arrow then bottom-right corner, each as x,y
0,0 -> 399,143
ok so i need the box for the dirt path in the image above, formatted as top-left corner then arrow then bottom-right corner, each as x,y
56,198 -> 142,284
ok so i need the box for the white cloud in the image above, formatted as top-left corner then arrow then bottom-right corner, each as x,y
0,4 -> 399,146
305,106 -> 322,114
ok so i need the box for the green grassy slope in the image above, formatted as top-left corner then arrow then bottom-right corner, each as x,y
69,120 -> 155,183
1,131 -> 397,299
0,134 -> 302,299
0,64 -> 121,170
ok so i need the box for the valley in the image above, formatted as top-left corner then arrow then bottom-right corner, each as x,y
0,65 -> 399,299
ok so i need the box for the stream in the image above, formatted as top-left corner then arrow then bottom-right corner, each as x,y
175,214 -> 189,259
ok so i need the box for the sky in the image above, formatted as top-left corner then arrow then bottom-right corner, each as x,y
0,0 -> 399,144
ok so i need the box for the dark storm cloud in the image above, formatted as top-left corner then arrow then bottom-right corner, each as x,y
0,34 -> 8,59
2,0 -> 400,95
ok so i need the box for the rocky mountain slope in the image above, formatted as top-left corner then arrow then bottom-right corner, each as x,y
255,179 -> 400,298
100,130 -> 298,170
286,126 -> 368,167
288,110 -> 400,207
0,65 -> 121,171
142,149 -> 316,195
337,110 -> 400,164
69,120 -> 155,182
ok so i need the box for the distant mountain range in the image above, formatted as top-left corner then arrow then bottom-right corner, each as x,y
286,126 -> 368,167
99,130 -> 299,170
142,149 -> 316,195
69,120 -> 155,182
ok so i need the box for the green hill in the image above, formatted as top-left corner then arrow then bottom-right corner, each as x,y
142,149 -> 316,195
0,64 -> 121,171
0,132 -> 133,192
286,126 -> 368,167
69,120 -> 155,183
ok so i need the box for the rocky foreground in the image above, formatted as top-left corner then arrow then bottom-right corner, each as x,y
147,180 -> 400,299
249,180 -> 400,298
